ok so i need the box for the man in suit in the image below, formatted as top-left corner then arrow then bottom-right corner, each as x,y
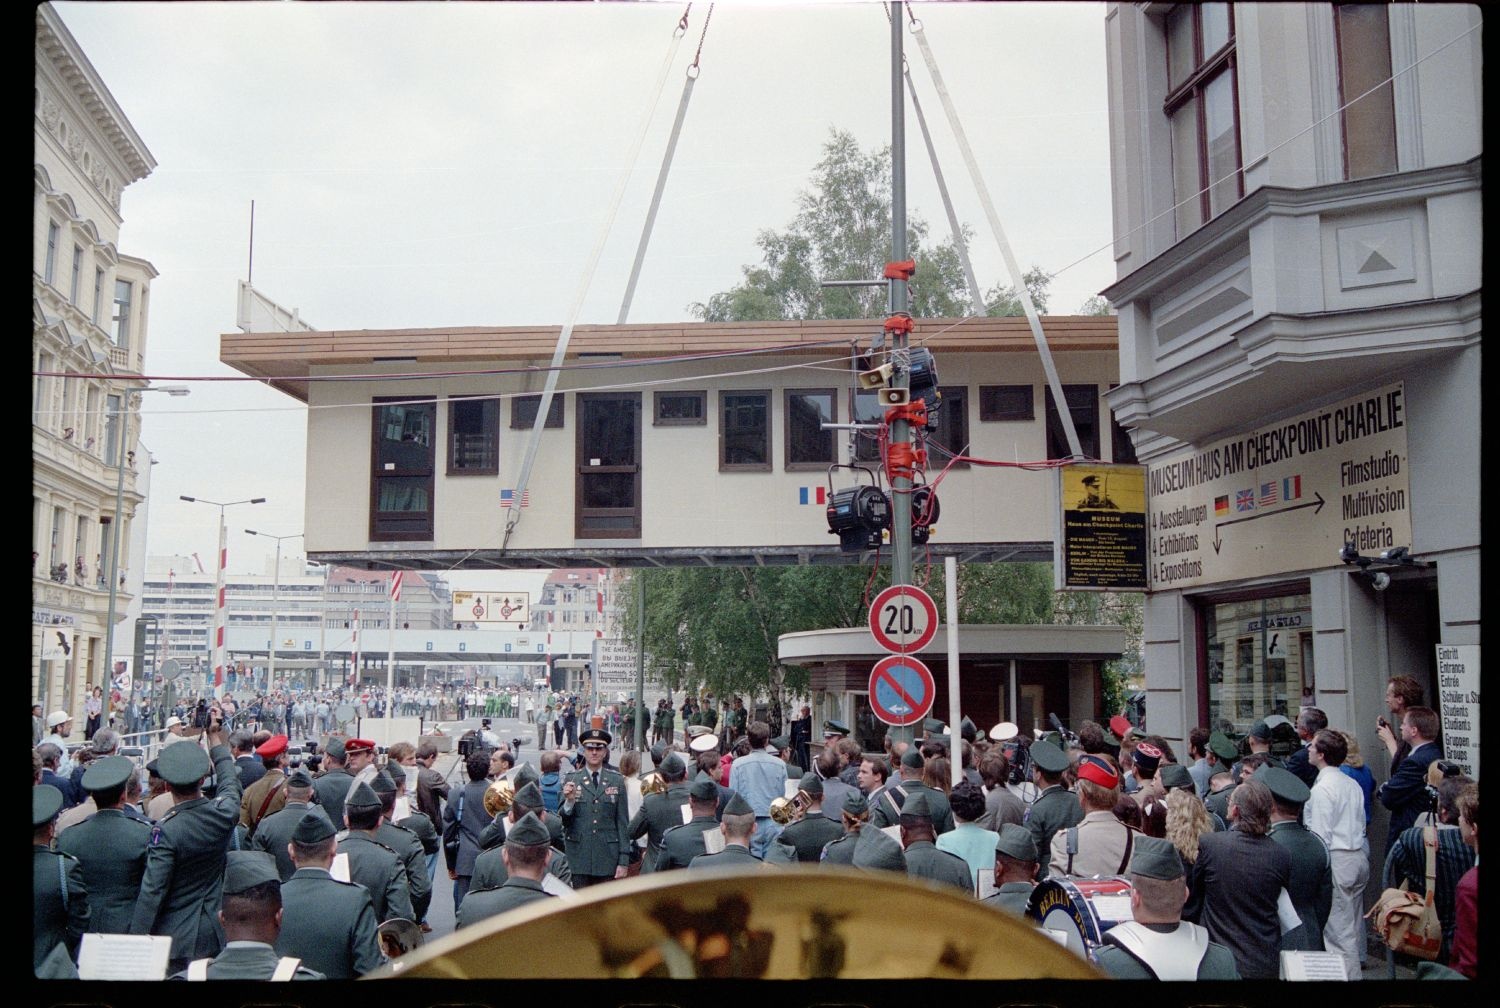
170,851 -> 324,980
455,812 -> 557,928
628,751 -> 692,872
37,742 -> 81,809
1284,708 -> 1326,788
688,792 -> 763,869
658,774 -> 724,871
1375,674 -> 1424,778
1378,705 -> 1443,853
231,730 -> 267,788
56,755 -> 151,935
130,705 -> 244,975
33,785 -> 88,978
276,809 -> 381,978
560,727 -> 632,886
778,773 -> 843,863
252,768 -> 318,881
899,791 -> 973,892
1258,765 -> 1331,952
337,781 -> 413,924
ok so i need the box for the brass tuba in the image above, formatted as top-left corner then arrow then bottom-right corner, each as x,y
639,771 -> 667,796
769,792 -> 806,826
483,777 -> 515,818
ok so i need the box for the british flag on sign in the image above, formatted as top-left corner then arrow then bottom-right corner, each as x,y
1235,489 -> 1256,512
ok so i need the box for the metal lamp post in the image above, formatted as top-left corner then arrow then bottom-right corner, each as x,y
245,529 -> 301,694
102,384 -> 189,719
180,494 -> 266,695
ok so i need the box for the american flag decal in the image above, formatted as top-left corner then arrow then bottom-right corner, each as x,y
500,488 -> 530,508
1258,481 -> 1279,507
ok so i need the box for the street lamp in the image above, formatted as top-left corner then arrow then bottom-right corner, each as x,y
102,384 -> 189,719
181,494 -> 266,695
245,529 -> 302,693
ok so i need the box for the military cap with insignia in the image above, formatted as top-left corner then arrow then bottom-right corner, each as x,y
1127,835 -> 1184,880
292,808 -> 336,844
852,823 -> 906,871
157,738 -> 212,785
797,772 -> 823,796
995,822 -> 1039,862
1208,731 -> 1238,762
899,790 -> 932,821
34,784 -> 65,828
1029,738 -> 1070,774
1133,742 -> 1163,775
254,733 -> 288,758
506,811 -> 551,848
823,719 -> 850,738
900,746 -> 925,770
1159,763 -> 1195,792
723,792 -> 754,817
512,782 -> 543,811
685,724 -> 710,739
842,792 -> 869,817
658,752 -> 686,777
368,770 -> 397,795
579,727 -> 612,747
1255,764 -> 1311,806
81,754 -> 134,793
1076,754 -> 1120,789
689,771 -> 719,801
222,850 -> 281,895
345,781 -> 381,811
689,732 -> 719,754
344,738 -> 376,755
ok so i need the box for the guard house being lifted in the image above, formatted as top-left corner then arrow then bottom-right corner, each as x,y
220,313 -> 1128,571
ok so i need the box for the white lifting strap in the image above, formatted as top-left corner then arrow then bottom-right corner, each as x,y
271,956 -> 302,981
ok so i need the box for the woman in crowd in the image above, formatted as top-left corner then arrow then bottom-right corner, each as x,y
84,686 -> 103,740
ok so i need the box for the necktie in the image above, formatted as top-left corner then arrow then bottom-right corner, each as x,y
592,772 -> 600,789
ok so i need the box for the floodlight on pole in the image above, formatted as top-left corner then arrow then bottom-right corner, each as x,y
245,529 -> 302,692
180,495 -> 266,694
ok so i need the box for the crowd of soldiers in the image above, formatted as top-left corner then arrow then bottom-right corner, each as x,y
33,672 -> 1479,982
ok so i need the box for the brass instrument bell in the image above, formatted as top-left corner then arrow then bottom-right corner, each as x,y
769,792 -> 806,825
639,771 -> 667,796
483,776 -> 515,818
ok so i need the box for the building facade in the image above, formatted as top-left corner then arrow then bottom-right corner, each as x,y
1101,2 -> 1480,861
33,5 -> 158,721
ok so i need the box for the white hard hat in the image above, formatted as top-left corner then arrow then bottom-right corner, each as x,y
46,710 -> 72,728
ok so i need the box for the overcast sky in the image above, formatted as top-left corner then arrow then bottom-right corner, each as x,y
52,0 -> 1114,586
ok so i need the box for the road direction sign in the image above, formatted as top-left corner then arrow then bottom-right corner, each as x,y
868,584 -> 939,653
868,654 -> 935,727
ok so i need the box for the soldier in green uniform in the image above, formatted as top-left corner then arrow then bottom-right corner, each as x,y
898,791 -> 973,892
337,781 -> 414,924
850,818 -> 907,874
56,755 -> 149,935
1093,836 -> 1241,979
312,737 -> 355,830
778,773 -> 843,862
33,784 -> 88,978
471,782 -> 572,891
980,824 -> 1040,916
621,700 -> 637,751
1022,739 -> 1082,877
1258,765 -> 1332,952
698,698 -> 719,735
628,751 -> 692,872
724,697 -> 748,747
688,792 -> 762,868
130,705 -> 243,974
870,747 -> 955,834
657,774 -> 722,871
277,809 -> 382,978
560,727 -> 632,886
251,768 -> 318,881
818,791 -> 870,865
455,812 -> 558,928
369,769 -> 431,924
171,851 -> 324,980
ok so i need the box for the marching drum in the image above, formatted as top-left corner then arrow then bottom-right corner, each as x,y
1027,876 -> 1134,961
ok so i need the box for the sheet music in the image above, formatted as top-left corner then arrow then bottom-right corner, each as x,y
703,828 -> 727,854
679,802 -> 693,825
331,851 -> 351,883
1091,895 -> 1134,921
77,933 -> 171,980
1276,887 -> 1300,933
784,779 -> 800,799
976,867 -> 997,900
1279,950 -> 1348,981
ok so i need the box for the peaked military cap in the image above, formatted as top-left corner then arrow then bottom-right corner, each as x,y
157,739 -> 212,785
798,772 -> 823,796
852,824 -> 906,871
689,732 -> 719,754
1029,738 -> 1070,774
1255,764 -> 1311,805
823,719 -> 850,738
1207,731 -> 1238,762
34,784 -> 65,828
368,770 -> 397,795
1158,763 -> 1194,792
506,811 -> 551,848
995,822 -> 1039,862
579,727 -> 611,747
689,772 -> 719,801
222,850 -> 281,895
685,724 -> 710,739
1128,835 -> 1184,881
254,734 -> 288,758
81,754 -> 134,793
344,781 -> 380,811
900,747 -> 925,770
723,792 -> 754,817
899,789 -> 932,821
344,738 -> 376,755
512,781 -> 543,811
658,752 -> 686,777
292,808 -> 336,844
842,791 -> 870,817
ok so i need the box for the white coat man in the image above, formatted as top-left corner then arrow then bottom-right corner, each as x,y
1304,728 -> 1368,980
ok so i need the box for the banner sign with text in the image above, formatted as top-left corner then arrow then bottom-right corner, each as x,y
1056,463 -> 1149,591
1436,644 -> 1479,779
1145,383 -> 1410,590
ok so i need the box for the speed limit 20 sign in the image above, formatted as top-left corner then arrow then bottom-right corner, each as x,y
868,584 -> 938,653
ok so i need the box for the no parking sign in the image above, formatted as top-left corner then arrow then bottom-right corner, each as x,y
867,654 -> 935,727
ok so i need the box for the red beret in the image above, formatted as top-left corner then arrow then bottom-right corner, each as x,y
344,738 -> 376,754
254,734 -> 288,758
1076,754 -> 1119,789
1109,715 -> 1133,739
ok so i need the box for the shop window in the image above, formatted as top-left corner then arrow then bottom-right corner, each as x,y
1201,590 -> 1311,736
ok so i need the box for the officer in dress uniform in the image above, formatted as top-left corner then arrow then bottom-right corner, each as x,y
336,781 -> 414,924
560,727 -> 632,887
171,851 -> 324,980
56,755 -> 150,935
688,792 -> 763,868
980,824 -> 1040,916
657,773 -> 723,871
455,812 -> 558,928
251,768 -> 317,881
369,769 -> 431,923
276,808 -> 382,978
33,784 -> 88,978
1258,764 -> 1332,952
898,791 -> 973,892
1094,836 -> 1241,979
818,791 -> 871,865
778,773 -> 843,863
1023,739 -> 1082,876
628,751 -> 693,872
130,706 -> 244,974
240,733 -> 290,835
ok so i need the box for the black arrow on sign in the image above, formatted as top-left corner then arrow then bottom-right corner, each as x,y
1213,492 -> 1324,553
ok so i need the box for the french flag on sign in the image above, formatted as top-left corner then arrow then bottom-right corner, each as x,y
799,486 -> 827,505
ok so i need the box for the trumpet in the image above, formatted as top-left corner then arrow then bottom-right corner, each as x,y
770,791 -> 807,825
639,771 -> 667,796
483,777 -> 515,818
